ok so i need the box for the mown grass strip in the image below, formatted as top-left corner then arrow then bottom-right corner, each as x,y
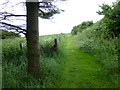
59,34 -> 118,88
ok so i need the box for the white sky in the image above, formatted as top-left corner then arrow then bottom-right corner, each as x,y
38,0 -> 116,36
0,0 -> 116,36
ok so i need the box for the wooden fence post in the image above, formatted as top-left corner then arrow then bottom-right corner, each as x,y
51,38 -> 58,52
20,43 -> 22,51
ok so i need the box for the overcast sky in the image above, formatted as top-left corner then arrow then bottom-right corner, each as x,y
38,0 -> 116,36
0,0 -> 116,36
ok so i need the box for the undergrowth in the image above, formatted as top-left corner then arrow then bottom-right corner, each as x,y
75,20 -> 118,72
2,34 -> 66,88
74,20 -> 119,87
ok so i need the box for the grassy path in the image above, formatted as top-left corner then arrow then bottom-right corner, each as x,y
59,34 -> 114,88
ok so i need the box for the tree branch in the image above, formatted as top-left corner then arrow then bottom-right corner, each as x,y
0,1 -> 64,34
0,22 -> 26,34
0,12 -> 26,19
4,15 -> 26,18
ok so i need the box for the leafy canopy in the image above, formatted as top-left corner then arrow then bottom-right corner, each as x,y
71,21 -> 93,35
97,1 -> 120,37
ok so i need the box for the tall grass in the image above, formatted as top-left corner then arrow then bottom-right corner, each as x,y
2,34 -> 66,88
75,21 -> 118,72
74,21 -> 119,86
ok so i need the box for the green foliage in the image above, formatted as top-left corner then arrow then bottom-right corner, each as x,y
74,20 -> 119,87
38,2 -> 63,19
75,20 -> 118,73
71,26 -> 78,35
97,4 -> 113,16
2,34 -> 65,88
0,30 -> 21,39
71,21 -> 93,35
71,2 -> 120,86
79,21 -> 94,30
97,1 -> 120,37
2,33 -> 119,88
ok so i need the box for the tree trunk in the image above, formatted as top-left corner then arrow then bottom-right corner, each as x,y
26,1 -> 41,77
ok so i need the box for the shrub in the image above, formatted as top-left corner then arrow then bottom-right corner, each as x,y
75,20 -> 118,72
97,1 -> 120,37
71,21 -> 93,35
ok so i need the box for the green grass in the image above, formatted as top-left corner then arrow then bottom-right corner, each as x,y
69,19 -> 119,88
2,34 -> 65,88
1,33 -> 119,88
0,66 -> 2,89
58,34 -> 118,88
0,39 -> 2,89
74,20 -> 118,73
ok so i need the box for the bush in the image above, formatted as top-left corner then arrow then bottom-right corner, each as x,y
97,1 -> 120,37
71,21 -> 93,35
75,20 -> 118,72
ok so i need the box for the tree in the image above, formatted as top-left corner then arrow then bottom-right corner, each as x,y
80,21 -> 93,30
71,21 -> 93,35
71,26 -> 78,35
97,1 -> 120,37
26,1 -> 41,77
0,0 -> 65,77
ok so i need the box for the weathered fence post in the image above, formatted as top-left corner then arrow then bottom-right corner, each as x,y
20,43 -> 22,51
51,38 -> 58,52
